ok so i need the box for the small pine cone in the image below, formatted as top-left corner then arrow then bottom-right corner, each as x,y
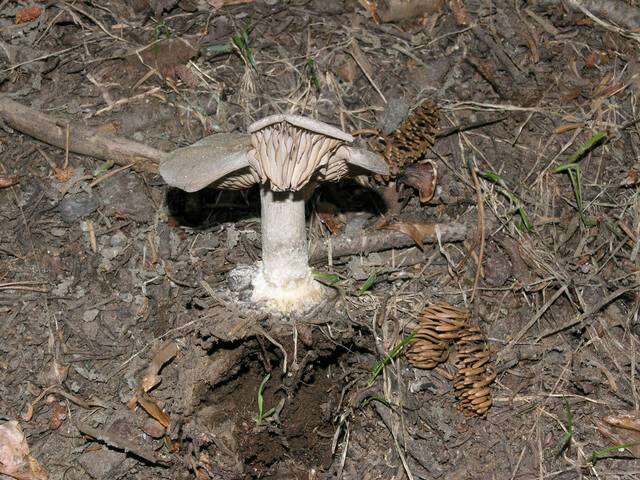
453,327 -> 496,416
372,99 -> 440,180
406,303 -> 470,369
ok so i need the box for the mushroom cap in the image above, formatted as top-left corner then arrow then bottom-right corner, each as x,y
160,117 -> 389,194
159,133 -> 254,192
248,114 -> 354,142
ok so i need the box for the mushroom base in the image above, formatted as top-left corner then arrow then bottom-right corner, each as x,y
251,267 -> 328,313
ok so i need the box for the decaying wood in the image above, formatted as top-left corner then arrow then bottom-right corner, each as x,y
0,97 -> 164,173
77,422 -> 163,465
309,222 -> 467,264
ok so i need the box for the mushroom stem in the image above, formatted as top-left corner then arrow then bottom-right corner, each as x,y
252,184 -> 324,311
260,185 -> 309,285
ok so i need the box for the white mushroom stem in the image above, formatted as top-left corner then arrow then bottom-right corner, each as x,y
252,184 -> 324,311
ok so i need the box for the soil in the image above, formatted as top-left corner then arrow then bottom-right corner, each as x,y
2,0 -> 640,479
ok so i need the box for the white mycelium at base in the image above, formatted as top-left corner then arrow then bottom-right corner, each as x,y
251,185 -> 326,312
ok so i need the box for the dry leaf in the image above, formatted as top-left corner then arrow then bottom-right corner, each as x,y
621,167 -> 640,187
585,51 -> 597,69
604,412 -> 640,433
15,7 -> 43,24
554,123 -> 584,134
0,175 -> 19,188
398,161 -> 437,202
47,401 -> 67,431
138,395 -> 170,428
596,419 -> 640,457
448,0 -> 470,26
384,221 -> 437,250
358,0 -> 381,23
140,341 -> 179,393
141,417 -> 166,439
316,202 -> 345,235
174,65 -> 198,88
0,421 -> 49,480
53,167 -> 75,183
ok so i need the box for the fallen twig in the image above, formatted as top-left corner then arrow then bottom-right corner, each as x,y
0,97 -> 164,173
309,222 -> 467,264
76,422 -> 163,465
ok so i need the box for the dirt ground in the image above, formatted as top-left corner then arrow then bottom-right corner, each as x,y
3,0 -> 640,479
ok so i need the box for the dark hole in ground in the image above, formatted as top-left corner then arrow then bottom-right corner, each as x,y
195,344 -> 343,478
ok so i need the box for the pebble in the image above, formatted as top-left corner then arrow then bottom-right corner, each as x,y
58,193 -> 99,223
82,309 -> 99,322
110,231 -> 127,247
141,417 -> 166,439
101,246 -> 122,260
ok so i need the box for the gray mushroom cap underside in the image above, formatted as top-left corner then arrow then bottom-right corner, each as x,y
160,121 -> 389,193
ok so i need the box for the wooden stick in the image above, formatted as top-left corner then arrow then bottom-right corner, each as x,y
309,222 -> 467,264
0,96 -> 165,173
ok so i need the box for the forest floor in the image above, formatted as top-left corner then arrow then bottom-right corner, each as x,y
2,0 -> 640,479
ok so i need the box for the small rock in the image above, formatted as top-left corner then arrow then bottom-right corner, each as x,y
50,228 -> 67,237
77,445 -> 127,479
377,98 -> 410,135
141,417 -> 166,439
82,320 -> 98,339
58,193 -> 99,223
484,245 -> 512,287
347,257 -> 370,281
226,225 -> 239,249
228,265 -> 256,292
110,232 -> 127,247
97,173 -> 154,222
52,276 -> 74,296
100,246 -> 122,260
82,309 -> 99,322
119,292 -> 133,303
343,213 -> 370,236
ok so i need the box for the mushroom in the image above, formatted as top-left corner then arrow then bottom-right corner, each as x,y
160,114 -> 388,313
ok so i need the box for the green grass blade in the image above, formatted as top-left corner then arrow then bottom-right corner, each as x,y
555,398 -> 573,456
567,131 -> 607,164
590,441 -> 640,465
367,331 -> 417,387
358,273 -> 377,294
312,271 -> 340,285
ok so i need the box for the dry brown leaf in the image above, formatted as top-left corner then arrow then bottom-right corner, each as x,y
596,419 -> 640,457
140,341 -> 179,393
174,65 -> 198,88
47,401 -> 67,431
384,222 -> 437,250
398,161 -> 437,202
0,421 -> 49,480
621,167 -> 640,187
448,0 -> 470,26
554,123 -> 584,134
358,0 -> 381,23
138,395 -> 170,428
604,412 -> 640,433
316,202 -> 345,235
52,167 -> 75,183
0,175 -> 19,188
15,7 -> 43,24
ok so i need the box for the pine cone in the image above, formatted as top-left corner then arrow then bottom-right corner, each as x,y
453,327 -> 496,416
406,304 -> 469,369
